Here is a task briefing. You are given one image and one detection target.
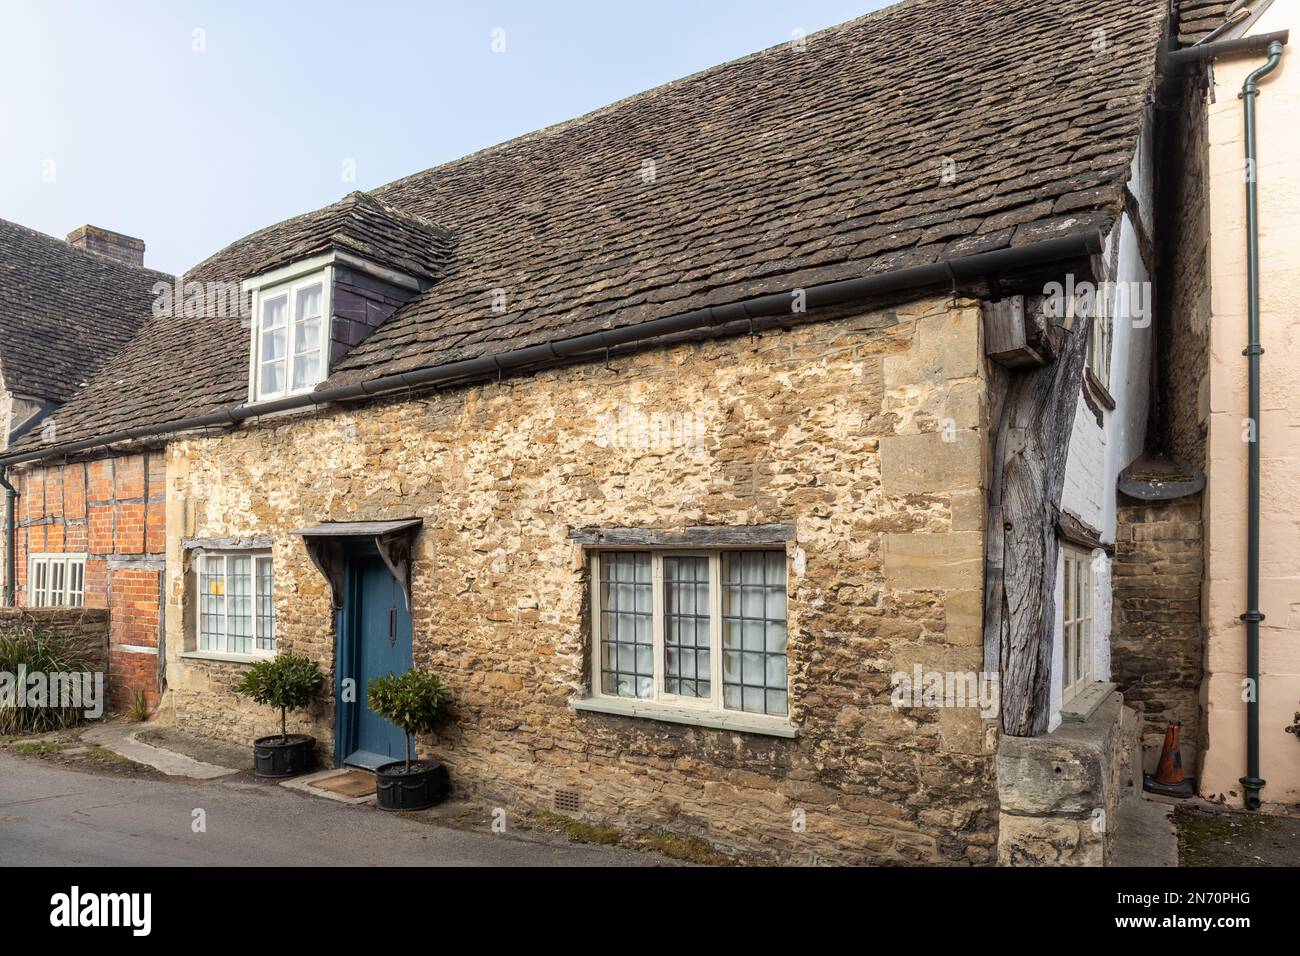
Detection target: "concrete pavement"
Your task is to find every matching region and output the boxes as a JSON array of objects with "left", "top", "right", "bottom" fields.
[
  {"left": 80, "top": 722, "right": 237, "bottom": 780},
  {"left": 0, "top": 752, "right": 664, "bottom": 867}
]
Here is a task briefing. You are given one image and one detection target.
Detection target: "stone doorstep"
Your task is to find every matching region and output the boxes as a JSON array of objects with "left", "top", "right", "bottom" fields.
[{"left": 281, "top": 768, "right": 377, "bottom": 807}]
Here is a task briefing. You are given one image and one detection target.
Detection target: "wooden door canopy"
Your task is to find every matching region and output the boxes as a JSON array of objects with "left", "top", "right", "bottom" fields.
[{"left": 290, "top": 518, "right": 422, "bottom": 611}]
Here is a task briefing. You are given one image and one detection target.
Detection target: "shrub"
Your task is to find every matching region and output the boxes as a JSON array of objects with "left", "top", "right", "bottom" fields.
[
  {"left": 367, "top": 668, "right": 449, "bottom": 771},
  {"left": 234, "top": 653, "right": 323, "bottom": 742},
  {"left": 0, "top": 625, "right": 98, "bottom": 735}
]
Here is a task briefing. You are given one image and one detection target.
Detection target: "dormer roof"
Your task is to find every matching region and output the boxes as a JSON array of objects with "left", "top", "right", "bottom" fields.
[{"left": 242, "top": 191, "right": 452, "bottom": 283}]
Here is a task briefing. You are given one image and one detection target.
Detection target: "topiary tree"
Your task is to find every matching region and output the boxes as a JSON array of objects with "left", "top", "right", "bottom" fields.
[
  {"left": 235, "top": 653, "right": 323, "bottom": 742},
  {"left": 367, "top": 668, "right": 449, "bottom": 772}
]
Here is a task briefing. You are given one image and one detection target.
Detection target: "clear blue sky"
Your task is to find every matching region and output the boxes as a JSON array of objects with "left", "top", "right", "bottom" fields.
[{"left": 0, "top": 0, "right": 890, "bottom": 275}]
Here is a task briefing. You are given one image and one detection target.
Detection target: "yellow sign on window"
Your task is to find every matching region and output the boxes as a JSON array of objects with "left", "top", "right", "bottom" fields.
[{"left": 208, "top": 580, "right": 225, "bottom": 596}]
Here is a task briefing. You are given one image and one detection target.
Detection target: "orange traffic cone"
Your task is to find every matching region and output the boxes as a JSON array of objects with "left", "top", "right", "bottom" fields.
[{"left": 1143, "top": 721, "right": 1194, "bottom": 798}]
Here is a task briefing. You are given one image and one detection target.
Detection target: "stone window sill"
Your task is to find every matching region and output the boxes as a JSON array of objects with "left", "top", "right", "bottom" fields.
[
  {"left": 180, "top": 650, "right": 266, "bottom": 666},
  {"left": 1061, "top": 681, "right": 1116, "bottom": 723},
  {"left": 571, "top": 695, "right": 798, "bottom": 738}
]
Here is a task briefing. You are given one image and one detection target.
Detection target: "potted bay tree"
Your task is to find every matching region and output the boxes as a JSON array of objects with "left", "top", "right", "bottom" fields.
[
  {"left": 367, "top": 668, "right": 450, "bottom": 811},
  {"left": 235, "top": 652, "right": 324, "bottom": 778}
]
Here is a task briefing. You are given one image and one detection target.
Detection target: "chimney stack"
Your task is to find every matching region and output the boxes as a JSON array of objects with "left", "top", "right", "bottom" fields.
[{"left": 66, "top": 225, "right": 146, "bottom": 268}]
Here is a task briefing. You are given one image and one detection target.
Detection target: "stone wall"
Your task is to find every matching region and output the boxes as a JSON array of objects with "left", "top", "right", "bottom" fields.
[
  {"left": 1157, "top": 75, "right": 1211, "bottom": 471},
  {"left": 1111, "top": 495, "right": 1204, "bottom": 773},
  {"left": 0, "top": 606, "right": 111, "bottom": 672},
  {"left": 12, "top": 452, "right": 165, "bottom": 709},
  {"left": 996, "top": 692, "right": 1136, "bottom": 866},
  {"left": 165, "top": 295, "right": 998, "bottom": 864}
]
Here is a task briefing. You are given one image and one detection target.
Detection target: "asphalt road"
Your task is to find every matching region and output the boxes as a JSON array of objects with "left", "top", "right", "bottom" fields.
[{"left": 0, "top": 752, "right": 658, "bottom": 867}]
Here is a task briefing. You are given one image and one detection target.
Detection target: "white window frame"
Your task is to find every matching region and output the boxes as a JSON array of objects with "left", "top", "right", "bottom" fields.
[
  {"left": 1061, "top": 545, "right": 1095, "bottom": 704},
  {"left": 195, "top": 551, "right": 276, "bottom": 658},
  {"left": 245, "top": 260, "right": 334, "bottom": 404},
  {"left": 586, "top": 548, "right": 791, "bottom": 730},
  {"left": 1085, "top": 281, "right": 1112, "bottom": 389},
  {"left": 28, "top": 553, "right": 86, "bottom": 607}
]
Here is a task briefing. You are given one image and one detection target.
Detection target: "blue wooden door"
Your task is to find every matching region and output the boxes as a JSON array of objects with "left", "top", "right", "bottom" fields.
[{"left": 341, "top": 555, "right": 412, "bottom": 768}]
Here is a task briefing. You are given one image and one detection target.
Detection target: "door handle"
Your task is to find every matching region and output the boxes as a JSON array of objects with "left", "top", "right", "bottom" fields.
[{"left": 388, "top": 606, "right": 397, "bottom": 646}]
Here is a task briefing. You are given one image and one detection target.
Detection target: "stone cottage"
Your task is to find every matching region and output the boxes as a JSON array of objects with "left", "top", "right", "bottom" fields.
[{"left": 3, "top": 0, "right": 1240, "bottom": 863}]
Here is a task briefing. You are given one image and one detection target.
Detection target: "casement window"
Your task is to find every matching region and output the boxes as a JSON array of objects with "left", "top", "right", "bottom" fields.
[
  {"left": 1061, "top": 545, "right": 1095, "bottom": 703},
  {"left": 590, "top": 549, "right": 789, "bottom": 719},
  {"left": 28, "top": 554, "right": 86, "bottom": 607},
  {"left": 1085, "top": 284, "right": 1112, "bottom": 388},
  {"left": 197, "top": 552, "right": 276, "bottom": 656},
  {"left": 250, "top": 272, "right": 330, "bottom": 402}
]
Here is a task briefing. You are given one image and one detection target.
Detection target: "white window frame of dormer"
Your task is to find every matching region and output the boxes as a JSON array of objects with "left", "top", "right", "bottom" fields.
[{"left": 244, "top": 257, "right": 335, "bottom": 404}]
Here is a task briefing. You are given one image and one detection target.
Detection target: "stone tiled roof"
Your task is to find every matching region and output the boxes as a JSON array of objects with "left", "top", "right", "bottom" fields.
[
  {"left": 1177, "top": 1, "right": 1235, "bottom": 45},
  {"left": 11, "top": 0, "right": 1172, "bottom": 456},
  {"left": 0, "top": 218, "right": 168, "bottom": 406}
]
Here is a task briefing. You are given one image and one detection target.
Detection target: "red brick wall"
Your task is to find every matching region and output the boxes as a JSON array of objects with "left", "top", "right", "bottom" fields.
[{"left": 9, "top": 451, "right": 166, "bottom": 710}]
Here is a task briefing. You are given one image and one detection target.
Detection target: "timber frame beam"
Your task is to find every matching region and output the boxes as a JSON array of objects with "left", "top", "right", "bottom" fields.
[{"left": 982, "top": 290, "right": 1095, "bottom": 737}]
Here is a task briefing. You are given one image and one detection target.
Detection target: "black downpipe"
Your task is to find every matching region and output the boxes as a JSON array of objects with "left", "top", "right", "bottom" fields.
[
  {"left": 0, "top": 466, "right": 15, "bottom": 607},
  {"left": 1239, "top": 39, "right": 1284, "bottom": 812}
]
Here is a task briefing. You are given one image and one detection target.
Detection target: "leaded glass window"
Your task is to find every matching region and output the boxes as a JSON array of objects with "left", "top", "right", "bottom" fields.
[
  {"left": 721, "top": 550, "right": 788, "bottom": 717},
  {"left": 197, "top": 551, "right": 275, "bottom": 656},
  {"left": 590, "top": 549, "right": 789, "bottom": 720},
  {"left": 663, "top": 555, "right": 711, "bottom": 699},
  {"left": 598, "top": 551, "right": 653, "bottom": 698}
]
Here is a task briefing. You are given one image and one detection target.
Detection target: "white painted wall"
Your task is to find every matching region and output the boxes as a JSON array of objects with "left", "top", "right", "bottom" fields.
[{"left": 1050, "top": 111, "right": 1155, "bottom": 727}]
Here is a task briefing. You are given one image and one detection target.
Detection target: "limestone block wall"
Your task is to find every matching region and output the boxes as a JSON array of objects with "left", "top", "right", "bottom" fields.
[
  {"left": 164, "top": 296, "right": 996, "bottom": 864},
  {"left": 1111, "top": 495, "right": 1205, "bottom": 771},
  {"left": 996, "top": 692, "right": 1135, "bottom": 866},
  {"left": 1199, "top": 4, "right": 1300, "bottom": 806}
]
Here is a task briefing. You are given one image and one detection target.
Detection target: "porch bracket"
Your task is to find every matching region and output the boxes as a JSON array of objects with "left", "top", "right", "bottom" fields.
[{"left": 291, "top": 518, "right": 423, "bottom": 611}]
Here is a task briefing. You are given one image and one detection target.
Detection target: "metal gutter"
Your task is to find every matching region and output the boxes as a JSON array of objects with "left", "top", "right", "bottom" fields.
[
  {"left": 1161, "top": 29, "right": 1289, "bottom": 67},
  {"left": 0, "top": 230, "right": 1104, "bottom": 470},
  {"left": 1238, "top": 38, "right": 1285, "bottom": 812}
]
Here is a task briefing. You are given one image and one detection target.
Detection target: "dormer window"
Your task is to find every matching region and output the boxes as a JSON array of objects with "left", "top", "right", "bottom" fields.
[
  {"left": 239, "top": 190, "right": 450, "bottom": 406},
  {"left": 250, "top": 269, "right": 331, "bottom": 402}
]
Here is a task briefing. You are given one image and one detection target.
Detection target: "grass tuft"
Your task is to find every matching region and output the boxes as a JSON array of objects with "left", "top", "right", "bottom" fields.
[
  {"left": 10, "top": 741, "right": 75, "bottom": 755},
  {"left": 643, "top": 830, "right": 734, "bottom": 866},
  {"left": 126, "top": 689, "right": 151, "bottom": 723},
  {"left": 541, "top": 811, "right": 623, "bottom": 845}
]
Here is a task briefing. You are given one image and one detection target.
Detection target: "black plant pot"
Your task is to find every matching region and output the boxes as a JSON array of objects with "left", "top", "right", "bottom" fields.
[
  {"left": 375, "top": 759, "right": 448, "bottom": 811},
  {"left": 252, "top": 734, "right": 316, "bottom": 779}
]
